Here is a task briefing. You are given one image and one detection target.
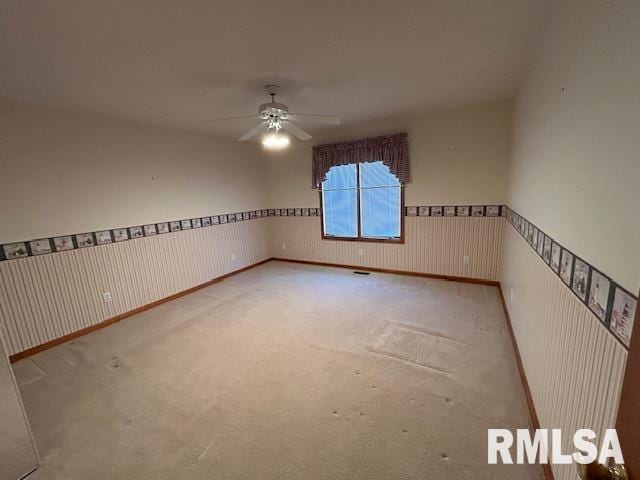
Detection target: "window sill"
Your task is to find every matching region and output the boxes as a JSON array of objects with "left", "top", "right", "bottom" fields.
[{"left": 321, "top": 235, "right": 404, "bottom": 245}]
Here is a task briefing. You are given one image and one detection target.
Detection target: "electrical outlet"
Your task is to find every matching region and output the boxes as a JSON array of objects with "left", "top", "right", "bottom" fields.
[
  {"left": 231, "top": 253, "right": 237, "bottom": 261},
  {"left": 358, "top": 248, "right": 364, "bottom": 256},
  {"left": 510, "top": 288, "right": 514, "bottom": 303},
  {"left": 102, "top": 292, "right": 112, "bottom": 303},
  {"left": 282, "top": 243, "right": 287, "bottom": 250},
  {"left": 463, "top": 255, "right": 470, "bottom": 265}
]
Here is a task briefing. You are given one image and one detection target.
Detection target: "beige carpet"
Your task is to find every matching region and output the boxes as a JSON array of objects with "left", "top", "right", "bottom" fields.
[{"left": 14, "top": 261, "right": 543, "bottom": 479}]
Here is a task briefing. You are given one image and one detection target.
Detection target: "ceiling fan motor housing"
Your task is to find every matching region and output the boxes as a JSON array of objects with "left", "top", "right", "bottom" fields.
[{"left": 258, "top": 102, "right": 289, "bottom": 120}]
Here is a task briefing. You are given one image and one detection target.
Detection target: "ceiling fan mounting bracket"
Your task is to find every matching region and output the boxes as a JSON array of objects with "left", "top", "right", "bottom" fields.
[
  {"left": 258, "top": 85, "right": 289, "bottom": 124},
  {"left": 264, "top": 84, "right": 280, "bottom": 96}
]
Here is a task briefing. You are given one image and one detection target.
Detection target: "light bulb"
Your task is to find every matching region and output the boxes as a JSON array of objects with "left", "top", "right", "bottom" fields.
[{"left": 262, "top": 132, "right": 290, "bottom": 150}]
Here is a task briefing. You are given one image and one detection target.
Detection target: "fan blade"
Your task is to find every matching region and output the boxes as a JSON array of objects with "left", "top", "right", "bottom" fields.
[
  {"left": 238, "top": 122, "right": 267, "bottom": 141},
  {"left": 287, "top": 113, "right": 340, "bottom": 125},
  {"left": 282, "top": 121, "right": 312, "bottom": 141},
  {"left": 206, "top": 115, "right": 259, "bottom": 122}
]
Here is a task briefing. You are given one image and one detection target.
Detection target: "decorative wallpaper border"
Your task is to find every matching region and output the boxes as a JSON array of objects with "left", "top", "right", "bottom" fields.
[
  {"left": 505, "top": 207, "right": 636, "bottom": 349},
  {"left": 0, "top": 205, "right": 505, "bottom": 264},
  {"left": 0, "top": 209, "right": 273, "bottom": 263},
  {"left": 272, "top": 208, "right": 321, "bottom": 217},
  {"left": 270, "top": 205, "right": 503, "bottom": 217},
  {"left": 405, "top": 205, "right": 503, "bottom": 217}
]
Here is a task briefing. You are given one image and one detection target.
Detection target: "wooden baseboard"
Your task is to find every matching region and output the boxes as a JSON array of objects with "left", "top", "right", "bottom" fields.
[
  {"left": 8, "top": 258, "right": 271, "bottom": 363},
  {"left": 8, "top": 255, "right": 552, "bottom": 480},
  {"left": 8, "top": 257, "right": 498, "bottom": 363},
  {"left": 271, "top": 257, "right": 500, "bottom": 287},
  {"left": 498, "top": 287, "right": 555, "bottom": 480}
]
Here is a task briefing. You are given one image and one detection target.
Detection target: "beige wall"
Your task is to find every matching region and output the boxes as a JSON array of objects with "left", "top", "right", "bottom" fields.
[
  {"left": 0, "top": 219, "right": 270, "bottom": 357},
  {"left": 266, "top": 100, "right": 512, "bottom": 208},
  {"left": 507, "top": 0, "right": 640, "bottom": 293},
  {"left": 263, "top": 100, "right": 511, "bottom": 284},
  {"left": 501, "top": 4, "right": 639, "bottom": 477},
  {"left": 0, "top": 100, "right": 510, "bottom": 359},
  {"left": 501, "top": 226, "right": 626, "bottom": 480},
  {"left": 0, "top": 102, "right": 273, "bottom": 360},
  {"left": 0, "top": 102, "right": 268, "bottom": 244}
]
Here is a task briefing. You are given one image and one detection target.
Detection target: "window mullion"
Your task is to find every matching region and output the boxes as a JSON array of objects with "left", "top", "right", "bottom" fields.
[{"left": 356, "top": 163, "right": 362, "bottom": 240}]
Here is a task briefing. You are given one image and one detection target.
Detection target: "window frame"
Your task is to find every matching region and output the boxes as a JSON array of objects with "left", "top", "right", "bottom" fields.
[{"left": 319, "top": 163, "right": 405, "bottom": 244}]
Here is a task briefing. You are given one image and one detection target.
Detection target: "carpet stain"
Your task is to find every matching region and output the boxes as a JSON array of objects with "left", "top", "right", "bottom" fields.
[
  {"left": 110, "top": 356, "right": 121, "bottom": 370},
  {"left": 475, "top": 315, "right": 504, "bottom": 335}
]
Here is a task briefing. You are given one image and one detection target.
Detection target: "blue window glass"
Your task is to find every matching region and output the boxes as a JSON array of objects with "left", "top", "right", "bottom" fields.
[
  {"left": 321, "top": 164, "right": 358, "bottom": 238},
  {"left": 359, "top": 162, "right": 401, "bottom": 238},
  {"left": 321, "top": 161, "right": 401, "bottom": 240}
]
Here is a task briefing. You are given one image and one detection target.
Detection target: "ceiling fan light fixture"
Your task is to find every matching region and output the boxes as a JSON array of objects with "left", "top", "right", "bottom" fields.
[
  {"left": 262, "top": 131, "right": 290, "bottom": 150},
  {"left": 210, "top": 85, "right": 339, "bottom": 143}
]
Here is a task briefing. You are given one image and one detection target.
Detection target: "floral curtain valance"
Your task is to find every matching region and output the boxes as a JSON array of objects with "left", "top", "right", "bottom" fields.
[{"left": 311, "top": 132, "right": 410, "bottom": 188}]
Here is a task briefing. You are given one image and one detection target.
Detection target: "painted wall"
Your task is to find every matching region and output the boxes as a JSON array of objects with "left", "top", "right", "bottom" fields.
[
  {"left": 507, "top": 0, "right": 640, "bottom": 293},
  {"left": 0, "top": 219, "right": 270, "bottom": 357},
  {"left": 266, "top": 99, "right": 512, "bottom": 208},
  {"left": 501, "top": 225, "right": 626, "bottom": 480},
  {"left": 0, "top": 101, "right": 273, "bottom": 358},
  {"left": 0, "top": 100, "right": 507, "bottom": 360},
  {"left": 0, "top": 102, "right": 268, "bottom": 244},
  {"left": 262, "top": 101, "right": 510, "bottom": 282},
  {"left": 502, "top": 3, "right": 640, "bottom": 477}
]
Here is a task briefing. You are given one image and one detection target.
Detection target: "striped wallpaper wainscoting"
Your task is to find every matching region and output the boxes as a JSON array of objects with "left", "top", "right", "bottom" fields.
[
  {"left": 1, "top": 204, "right": 633, "bottom": 473},
  {"left": 1, "top": 211, "right": 504, "bottom": 359},
  {"left": 501, "top": 225, "right": 628, "bottom": 480},
  {"left": 269, "top": 216, "right": 504, "bottom": 282},
  {"left": 0, "top": 219, "right": 270, "bottom": 357}
]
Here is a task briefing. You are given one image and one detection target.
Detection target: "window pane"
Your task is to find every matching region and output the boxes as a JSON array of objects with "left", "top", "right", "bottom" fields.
[
  {"left": 360, "top": 186, "right": 401, "bottom": 238},
  {"left": 322, "top": 163, "right": 357, "bottom": 191},
  {"left": 322, "top": 189, "right": 358, "bottom": 237},
  {"left": 322, "top": 164, "right": 357, "bottom": 237},
  {"left": 359, "top": 162, "right": 401, "bottom": 238},
  {"left": 359, "top": 161, "right": 400, "bottom": 188}
]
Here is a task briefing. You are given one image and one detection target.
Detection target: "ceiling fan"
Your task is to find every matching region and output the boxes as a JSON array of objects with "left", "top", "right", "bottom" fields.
[{"left": 208, "top": 85, "right": 340, "bottom": 148}]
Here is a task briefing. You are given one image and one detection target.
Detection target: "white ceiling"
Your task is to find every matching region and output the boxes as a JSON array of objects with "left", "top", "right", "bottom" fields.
[{"left": 0, "top": 0, "right": 550, "bottom": 138}]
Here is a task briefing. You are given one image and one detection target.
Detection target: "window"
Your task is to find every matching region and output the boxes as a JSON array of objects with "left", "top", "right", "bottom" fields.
[{"left": 321, "top": 161, "right": 402, "bottom": 241}]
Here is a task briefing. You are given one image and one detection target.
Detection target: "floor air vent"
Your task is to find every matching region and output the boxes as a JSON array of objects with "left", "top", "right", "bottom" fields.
[{"left": 353, "top": 271, "right": 371, "bottom": 275}]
